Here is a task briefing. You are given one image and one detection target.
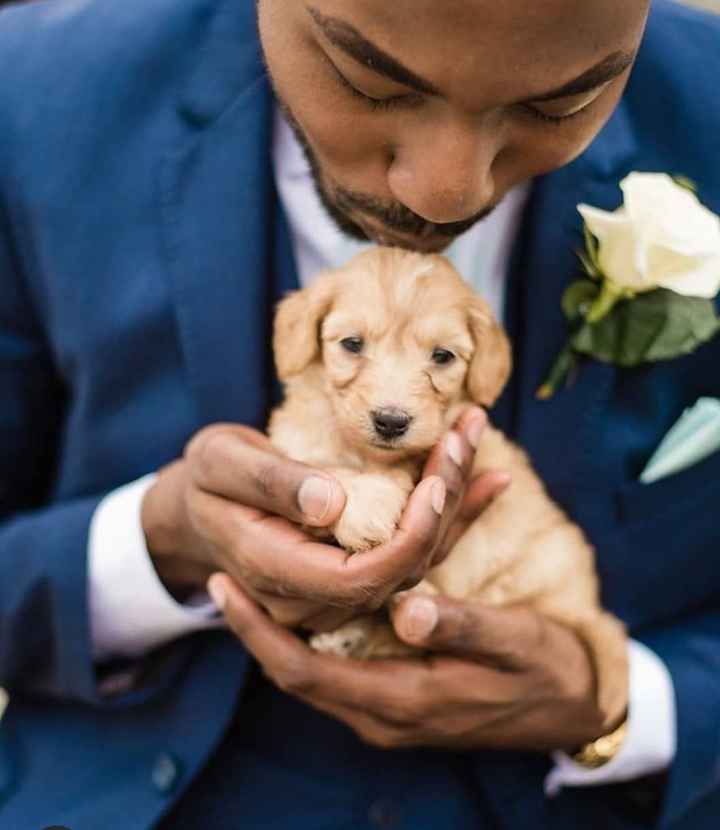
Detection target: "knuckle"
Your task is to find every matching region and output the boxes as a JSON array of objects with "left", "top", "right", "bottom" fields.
[
  {"left": 253, "top": 461, "right": 286, "bottom": 503},
  {"left": 396, "top": 564, "right": 429, "bottom": 592},
  {"left": 341, "top": 573, "right": 388, "bottom": 611},
  {"left": 358, "top": 585, "right": 389, "bottom": 612},
  {"left": 442, "top": 607, "right": 477, "bottom": 652},
  {"left": 442, "top": 463, "right": 465, "bottom": 499},
  {"left": 382, "top": 703, "right": 415, "bottom": 726},
  {"left": 184, "top": 485, "right": 212, "bottom": 536},
  {"left": 185, "top": 427, "right": 229, "bottom": 485}
]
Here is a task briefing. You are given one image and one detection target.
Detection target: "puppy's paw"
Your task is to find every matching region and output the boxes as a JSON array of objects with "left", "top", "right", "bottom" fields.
[
  {"left": 331, "top": 474, "right": 409, "bottom": 553},
  {"left": 310, "top": 620, "right": 372, "bottom": 657},
  {"left": 310, "top": 617, "right": 417, "bottom": 659}
]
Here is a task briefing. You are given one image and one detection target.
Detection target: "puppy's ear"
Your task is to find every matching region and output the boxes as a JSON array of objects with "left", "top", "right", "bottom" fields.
[
  {"left": 273, "top": 275, "right": 335, "bottom": 380},
  {"left": 466, "top": 298, "right": 512, "bottom": 407}
]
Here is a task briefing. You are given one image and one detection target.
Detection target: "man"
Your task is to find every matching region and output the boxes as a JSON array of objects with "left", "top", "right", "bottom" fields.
[{"left": 0, "top": 0, "right": 718, "bottom": 827}]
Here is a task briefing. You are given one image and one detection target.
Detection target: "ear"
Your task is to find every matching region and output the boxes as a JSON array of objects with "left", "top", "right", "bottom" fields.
[
  {"left": 466, "top": 298, "right": 512, "bottom": 407},
  {"left": 273, "top": 274, "right": 335, "bottom": 380}
]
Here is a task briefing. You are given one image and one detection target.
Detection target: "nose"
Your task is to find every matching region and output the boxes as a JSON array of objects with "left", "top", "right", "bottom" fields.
[
  {"left": 371, "top": 408, "right": 413, "bottom": 440},
  {"left": 387, "top": 115, "right": 499, "bottom": 225}
]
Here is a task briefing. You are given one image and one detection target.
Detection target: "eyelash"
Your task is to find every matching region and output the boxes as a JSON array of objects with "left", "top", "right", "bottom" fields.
[
  {"left": 329, "top": 59, "right": 594, "bottom": 124},
  {"left": 520, "top": 104, "right": 590, "bottom": 125},
  {"left": 329, "top": 60, "right": 421, "bottom": 112}
]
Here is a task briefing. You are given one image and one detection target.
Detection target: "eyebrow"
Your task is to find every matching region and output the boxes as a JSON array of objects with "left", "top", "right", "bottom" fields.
[
  {"left": 307, "top": 6, "right": 636, "bottom": 104},
  {"left": 307, "top": 6, "right": 440, "bottom": 96}
]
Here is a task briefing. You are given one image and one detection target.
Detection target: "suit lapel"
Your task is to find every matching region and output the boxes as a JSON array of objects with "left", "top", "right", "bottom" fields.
[
  {"left": 496, "top": 103, "right": 639, "bottom": 498},
  {"left": 159, "top": 75, "right": 277, "bottom": 429}
]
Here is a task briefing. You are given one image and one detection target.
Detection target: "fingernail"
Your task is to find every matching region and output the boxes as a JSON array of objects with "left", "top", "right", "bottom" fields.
[
  {"left": 431, "top": 478, "right": 446, "bottom": 515},
  {"left": 207, "top": 575, "right": 227, "bottom": 611},
  {"left": 298, "top": 477, "right": 332, "bottom": 521},
  {"left": 401, "top": 597, "right": 438, "bottom": 643},
  {"left": 467, "top": 413, "right": 486, "bottom": 451},
  {"left": 445, "top": 432, "right": 463, "bottom": 467}
]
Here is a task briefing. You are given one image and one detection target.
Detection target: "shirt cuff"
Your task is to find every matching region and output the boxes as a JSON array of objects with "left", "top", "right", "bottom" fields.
[
  {"left": 87, "top": 473, "right": 226, "bottom": 662},
  {"left": 545, "top": 639, "right": 677, "bottom": 796}
]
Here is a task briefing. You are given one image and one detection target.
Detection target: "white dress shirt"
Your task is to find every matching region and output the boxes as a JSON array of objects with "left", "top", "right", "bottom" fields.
[{"left": 87, "top": 107, "right": 676, "bottom": 793}]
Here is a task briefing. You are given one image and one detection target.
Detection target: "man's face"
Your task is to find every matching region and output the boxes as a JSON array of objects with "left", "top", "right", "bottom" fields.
[{"left": 258, "top": 0, "right": 649, "bottom": 253}]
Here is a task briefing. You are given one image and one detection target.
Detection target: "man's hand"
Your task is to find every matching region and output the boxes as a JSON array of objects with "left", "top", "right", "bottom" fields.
[
  {"left": 207, "top": 579, "right": 622, "bottom": 753},
  {"left": 140, "top": 408, "right": 503, "bottom": 629}
]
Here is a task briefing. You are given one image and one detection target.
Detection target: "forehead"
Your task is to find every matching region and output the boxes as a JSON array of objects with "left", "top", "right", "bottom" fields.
[
  {"left": 304, "top": 0, "right": 647, "bottom": 106},
  {"left": 325, "top": 257, "right": 472, "bottom": 342}
]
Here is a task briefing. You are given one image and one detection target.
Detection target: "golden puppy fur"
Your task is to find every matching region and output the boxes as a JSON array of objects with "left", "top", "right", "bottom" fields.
[{"left": 269, "top": 247, "right": 627, "bottom": 729}]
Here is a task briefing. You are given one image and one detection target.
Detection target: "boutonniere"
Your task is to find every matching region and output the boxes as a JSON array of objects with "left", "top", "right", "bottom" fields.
[{"left": 537, "top": 172, "right": 720, "bottom": 399}]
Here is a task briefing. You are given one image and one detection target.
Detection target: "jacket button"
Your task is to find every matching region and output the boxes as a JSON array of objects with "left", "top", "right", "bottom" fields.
[
  {"left": 368, "top": 799, "right": 402, "bottom": 827},
  {"left": 151, "top": 752, "right": 182, "bottom": 795}
]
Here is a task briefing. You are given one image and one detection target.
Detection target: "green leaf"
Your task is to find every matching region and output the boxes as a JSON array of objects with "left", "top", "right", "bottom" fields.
[
  {"left": 571, "top": 289, "right": 720, "bottom": 367},
  {"left": 577, "top": 251, "right": 601, "bottom": 280},
  {"left": 672, "top": 175, "right": 698, "bottom": 194},
  {"left": 561, "top": 280, "right": 599, "bottom": 321},
  {"left": 583, "top": 222, "right": 598, "bottom": 260}
]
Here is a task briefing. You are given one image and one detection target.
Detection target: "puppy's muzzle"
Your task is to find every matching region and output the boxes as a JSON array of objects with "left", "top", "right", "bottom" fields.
[{"left": 371, "top": 408, "right": 413, "bottom": 441}]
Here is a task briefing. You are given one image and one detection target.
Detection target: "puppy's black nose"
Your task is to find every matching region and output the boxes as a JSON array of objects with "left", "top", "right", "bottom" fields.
[{"left": 371, "top": 408, "right": 412, "bottom": 440}]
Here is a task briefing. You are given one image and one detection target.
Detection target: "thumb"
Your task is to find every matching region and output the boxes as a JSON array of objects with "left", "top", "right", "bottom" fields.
[{"left": 390, "top": 594, "right": 543, "bottom": 668}]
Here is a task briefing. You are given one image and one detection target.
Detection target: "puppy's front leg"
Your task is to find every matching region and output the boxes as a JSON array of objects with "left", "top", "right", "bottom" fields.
[{"left": 327, "top": 468, "right": 414, "bottom": 554}]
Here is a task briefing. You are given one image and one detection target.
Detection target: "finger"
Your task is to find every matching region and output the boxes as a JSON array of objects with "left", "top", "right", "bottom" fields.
[
  {"left": 299, "top": 607, "right": 358, "bottom": 633},
  {"left": 295, "top": 693, "right": 410, "bottom": 749},
  {"left": 343, "top": 475, "right": 447, "bottom": 597},
  {"left": 244, "top": 586, "right": 326, "bottom": 628},
  {"left": 209, "top": 573, "right": 432, "bottom": 713},
  {"left": 452, "top": 406, "right": 487, "bottom": 451},
  {"left": 422, "top": 430, "right": 474, "bottom": 508},
  {"left": 421, "top": 412, "right": 483, "bottom": 542},
  {"left": 185, "top": 424, "right": 346, "bottom": 527},
  {"left": 246, "top": 587, "right": 357, "bottom": 632},
  {"left": 192, "top": 480, "right": 442, "bottom": 608},
  {"left": 390, "top": 595, "right": 546, "bottom": 669}
]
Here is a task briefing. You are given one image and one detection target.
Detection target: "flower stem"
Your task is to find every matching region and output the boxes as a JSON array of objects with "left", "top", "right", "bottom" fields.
[
  {"left": 536, "top": 342, "right": 575, "bottom": 400},
  {"left": 585, "top": 280, "right": 624, "bottom": 324}
]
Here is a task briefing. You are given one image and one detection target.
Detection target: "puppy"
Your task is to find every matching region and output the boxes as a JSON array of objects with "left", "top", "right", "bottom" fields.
[{"left": 269, "top": 247, "right": 627, "bottom": 729}]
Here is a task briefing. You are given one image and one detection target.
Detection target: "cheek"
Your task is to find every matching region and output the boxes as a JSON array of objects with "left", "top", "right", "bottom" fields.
[
  {"left": 259, "top": 10, "right": 389, "bottom": 185},
  {"left": 427, "top": 365, "right": 467, "bottom": 402},
  {"left": 495, "top": 81, "right": 628, "bottom": 188},
  {"left": 323, "top": 351, "right": 363, "bottom": 389}
]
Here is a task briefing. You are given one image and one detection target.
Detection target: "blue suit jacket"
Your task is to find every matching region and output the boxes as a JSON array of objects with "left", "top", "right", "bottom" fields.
[{"left": 0, "top": 1, "right": 719, "bottom": 827}]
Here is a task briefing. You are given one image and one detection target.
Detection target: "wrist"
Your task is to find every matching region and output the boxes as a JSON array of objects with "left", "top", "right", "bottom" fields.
[
  {"left": 141, "top": 462, "right": 184, "bottom": 556},
  {"left": 549, "top": 619, "right": 626, "bottom": 751},
  {"left": 141, "top": 462, "right": 205, "bottom": 597}
]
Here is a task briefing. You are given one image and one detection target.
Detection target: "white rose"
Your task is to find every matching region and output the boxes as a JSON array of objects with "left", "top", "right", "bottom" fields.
[{"left": 578, "top": 172, "right": 720, "bottom": 298}]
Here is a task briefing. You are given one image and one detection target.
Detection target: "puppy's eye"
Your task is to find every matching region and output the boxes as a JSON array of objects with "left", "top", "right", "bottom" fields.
[
  {"left": 340, "top": 336, "right": 364, "bottom": 354},
  {"left": 432, "top": 348, "right": 455, "bottom": 365}
]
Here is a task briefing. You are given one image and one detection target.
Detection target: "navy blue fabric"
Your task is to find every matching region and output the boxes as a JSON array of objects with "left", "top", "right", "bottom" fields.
[{"left": 0, "top": 0, "right": 718, "bottom": 827}]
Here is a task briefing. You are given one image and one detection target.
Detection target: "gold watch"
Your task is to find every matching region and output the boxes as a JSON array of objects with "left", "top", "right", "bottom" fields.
[{"left": 572, "top": 719, "right": 628, "bottom": 769}]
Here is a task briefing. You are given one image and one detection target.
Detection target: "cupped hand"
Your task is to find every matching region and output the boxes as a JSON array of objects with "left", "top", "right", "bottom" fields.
[
  {"left": 207, "top": 580, "right": 624, "bottom": 753},
  {"left": 141, "top": 408, "right": 503, "bottom": 629}
]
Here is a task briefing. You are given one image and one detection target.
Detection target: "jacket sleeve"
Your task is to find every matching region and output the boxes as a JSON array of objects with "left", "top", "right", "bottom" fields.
[
  {"left": 637, "top": 609, "right": 720, "bottom": 828},
  {"left": 0, "top": 192, "right": 192, "bottom": 708}
]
